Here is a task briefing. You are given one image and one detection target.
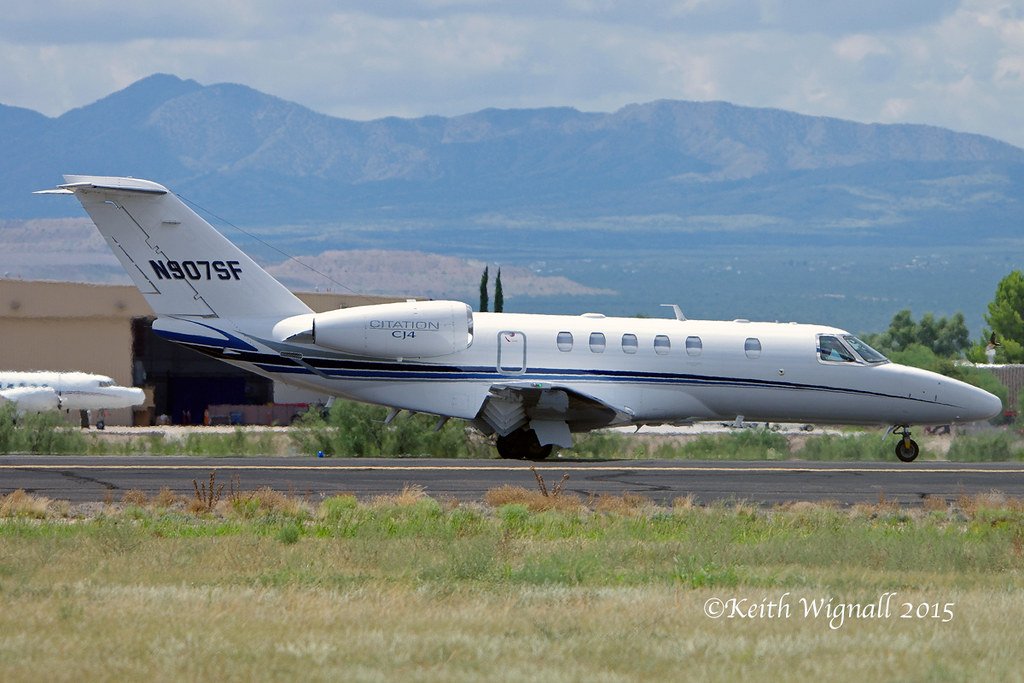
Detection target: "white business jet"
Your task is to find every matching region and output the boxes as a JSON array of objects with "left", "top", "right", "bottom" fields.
[
  {"left": 0, "top": 371, "right": 145, "bottom": 425},
  {"left": 39, "top": 176, "right": 1001, "bottom": 461}
]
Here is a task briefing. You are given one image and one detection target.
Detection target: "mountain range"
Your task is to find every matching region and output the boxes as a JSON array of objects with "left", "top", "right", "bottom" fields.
[
  {"left": 3, "top": 74, "right": 1024, "bottom": 332},
  {"left": 4, "top": 73, "right": 1023, "bottom": 243}
]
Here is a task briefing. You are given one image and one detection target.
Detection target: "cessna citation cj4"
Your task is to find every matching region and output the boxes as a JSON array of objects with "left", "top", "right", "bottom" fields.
[
  {"left": 40, "top": 175, "right": 1002, "bottom": 461},
  {"left": 0, "top": 371, "right": 144, "bottom": 419}
]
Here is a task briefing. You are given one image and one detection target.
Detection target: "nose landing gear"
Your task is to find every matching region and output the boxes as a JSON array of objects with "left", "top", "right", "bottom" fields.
[{"left": 892, "top": 425, "right": 920, "bottom": 462}]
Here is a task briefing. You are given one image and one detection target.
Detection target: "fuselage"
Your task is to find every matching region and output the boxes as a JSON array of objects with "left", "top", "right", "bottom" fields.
[{"left": 158, "top": 312, "right": 1003, "bottom": 430}]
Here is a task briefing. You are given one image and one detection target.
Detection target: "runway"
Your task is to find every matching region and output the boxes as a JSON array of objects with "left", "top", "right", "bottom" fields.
[{"left": 3, "top": 456, "right": 1024, "bottom": 505}]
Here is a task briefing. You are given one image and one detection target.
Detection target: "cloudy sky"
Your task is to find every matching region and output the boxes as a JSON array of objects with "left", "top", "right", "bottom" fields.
[{"left": 3, "top": 1, "right": 1024, "bottom": 145}]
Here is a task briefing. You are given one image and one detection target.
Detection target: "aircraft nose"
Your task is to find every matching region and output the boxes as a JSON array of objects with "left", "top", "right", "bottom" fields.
[
  {"left": 956, "top": 384, "right": 1003, "bottom": 422},
  {"left": 118, "top": 387, "right": 146, "bottom": 406}
]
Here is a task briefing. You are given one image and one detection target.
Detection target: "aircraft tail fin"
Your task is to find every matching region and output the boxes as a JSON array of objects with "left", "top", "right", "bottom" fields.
[{"left": 40, "top": 176, "right": 312, "bottom": 320}]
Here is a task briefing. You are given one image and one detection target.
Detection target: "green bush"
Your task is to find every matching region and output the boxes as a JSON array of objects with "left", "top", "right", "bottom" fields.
[
  {"left": 946, "top": 431, "right": 1024, "bottom": 462},
  {"left": 0, "top": 404, "right": 17, "bottom": 452},
  {"left": 797, "top": 434, "right": 888, "bottom": 461},
  {"left": 0, "top": 406, "right": 89, "bottom": 454},
  {"left": 276, "top": 522, "right": 302, "bottom": 544},
  {"left": 573, "top": 431, "right": 646, "bottom": 459},
  {"left": 289, "top": 400, "right": 486, "bottom": 457},
  {"left": 320, "top": 495, "right": 359, "bottom": 523},
  {"left": 660, "top": 429, "right": 790, "bottom": 460}
]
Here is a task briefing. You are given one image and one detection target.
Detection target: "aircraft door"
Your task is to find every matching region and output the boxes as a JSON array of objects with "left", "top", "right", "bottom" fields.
[{"left": 497, "top": 331, "right": 526, "bottom": 374}]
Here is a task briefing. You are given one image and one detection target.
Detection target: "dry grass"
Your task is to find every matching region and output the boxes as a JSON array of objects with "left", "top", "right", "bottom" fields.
[
  {"left": 224, "top": 486, "right": 312, "bottom": 517},
  {"left": 777, "top": 500, "right": 839, "bottom": 513},
  {"left": 955, "top": 491, "right": 1024, "bottom": 516},
  {"left": 189, "top": 470, "right": 225, "bottom": 513},
  {"left": 482, "top": 484, "right": 584, "bottom": 512},
  {"left": 369, "top": 484, "right": 430, "bottom": 508},
  {"left": 594, "top": 492, "right": 653, "bottom": 515},
  {"left": 152, "top": 487, "right": 184, "bottom": 508},
  {"left": 483, "top": 484, "right": 534, "bottom": 507},
  {"left": 922, "top": 495, "right": 950, "bottom": 512},
  {"left": 0, "top": 489, "right": 51, "bottom": 518},
  {"left": 121, "top": 489, "right": 148, "bottom": 506},
  {"left": 672, "top": 494, "right": 698, "bottom": 510}
]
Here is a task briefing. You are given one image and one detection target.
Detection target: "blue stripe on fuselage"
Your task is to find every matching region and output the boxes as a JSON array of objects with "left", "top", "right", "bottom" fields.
[{"left": 170, "top": 336, "right": 953, "bottom": 407}]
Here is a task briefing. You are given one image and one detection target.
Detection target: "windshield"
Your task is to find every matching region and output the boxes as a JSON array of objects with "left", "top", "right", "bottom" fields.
[
  {"left": 843, "top": 335, "right": 889, "bottom": 364},
  {"left": 818, "top": 335, "right": 857, "bottom": 362}
]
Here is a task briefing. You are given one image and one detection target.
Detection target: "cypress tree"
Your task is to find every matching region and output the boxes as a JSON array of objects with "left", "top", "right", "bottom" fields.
[
  {"left": 479, "top": 266, "right": 489, "bottom": 312},
  {"left": 494, "top": 268, "right": 504, "bottom": 313}
]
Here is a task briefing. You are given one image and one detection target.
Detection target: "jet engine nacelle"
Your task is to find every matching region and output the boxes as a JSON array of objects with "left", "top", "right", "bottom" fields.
[
  {"left": 0, "top": 386, "right": 61, "bottom": 413},
  {"left": 274, "top": 300, "right": 474, "bottom": 359}
]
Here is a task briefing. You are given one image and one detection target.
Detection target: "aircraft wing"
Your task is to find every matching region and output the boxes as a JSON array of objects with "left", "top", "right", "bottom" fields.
[
  {"left": 481, "top": 381, "right": 634, "bottom": 447},
  {"left": 0, "top": 386, "right": 61, "bottom": 412}
]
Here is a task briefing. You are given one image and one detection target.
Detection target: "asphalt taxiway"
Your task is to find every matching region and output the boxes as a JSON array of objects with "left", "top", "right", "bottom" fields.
[{"left": 3, "top": 456, "right": 1024, "bottom": 505}]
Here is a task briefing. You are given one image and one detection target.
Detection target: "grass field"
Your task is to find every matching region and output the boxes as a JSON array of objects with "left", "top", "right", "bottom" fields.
[{"left": 2, "top": 486, "right": 1023, "bottom": 681}]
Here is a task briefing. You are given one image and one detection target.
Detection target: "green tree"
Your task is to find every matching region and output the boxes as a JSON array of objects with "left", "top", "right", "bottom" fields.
[
  {"left": 982, "top": 270, "right": 1024, "bottom": 362},
  {"left": 917, "top": 312, "right": 939, "bottom": 351},
  {"left": 888, "top": 309, "right": 918, "bottom": 351},
  {"left": 494, "top": 268, "right": 504, "bottom": 313},
  {"left": 479, "top": 266, "right": 489, "bottom": 313},
  {"left": 934, "top": 312, "right": 970, "bottom": 357},
  {"left": 865, "top": 309, "right": 970, "bottom": 357}
]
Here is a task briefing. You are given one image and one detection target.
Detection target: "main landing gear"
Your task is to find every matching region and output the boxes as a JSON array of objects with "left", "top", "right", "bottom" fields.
[
  {"left": 496, "top": 427, "right": 554, "bottom": 461},
  {"left": 892, "top": 425, "right": 920, "bottom": 463}
]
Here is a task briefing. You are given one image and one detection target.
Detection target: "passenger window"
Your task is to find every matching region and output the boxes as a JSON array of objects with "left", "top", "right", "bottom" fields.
[
  {"left": 654, "top": 335, "right": 671, "bottom": 355},
  {"left": 622, "top": 334, "right": 638, "bottom": 354},
  {"left": 557, "top": 331, "right": 573, "bottom": 352},
  {"left": 818, "top": 335, "right": 856, "bottom": 363},
  {"left": 685, "top": 336, "right": 702, "bottom": 356},
  {"left": 744, "top": 338, "right": 762, "bottom": 359},
  {"left": 590, "top": 332, "right": 606, "bottom": 353}
]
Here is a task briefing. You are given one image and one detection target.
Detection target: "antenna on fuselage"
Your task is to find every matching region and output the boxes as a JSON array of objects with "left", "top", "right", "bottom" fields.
[{"left": 660, "top": 304, "right": 686, "bottom": 321}]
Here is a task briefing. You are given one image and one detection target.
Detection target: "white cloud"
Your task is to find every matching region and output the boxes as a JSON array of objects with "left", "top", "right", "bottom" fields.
[
  {"left": 880, "top": 98, "right": 913, "bottom": 121},
  {"left": 832, "top": 35, "right": 889, "bottom": 62}
]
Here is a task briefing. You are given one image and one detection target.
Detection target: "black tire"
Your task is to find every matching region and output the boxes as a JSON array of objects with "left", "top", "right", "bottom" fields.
[
  {"left": 495, "top": 434, "right": 520, "bottom": 459},
  {"left": 496, "top": 428, "right": 554, "bottom": 460},
  {"left": 895, "top": 438, "right": 919, "bottom": 462}
]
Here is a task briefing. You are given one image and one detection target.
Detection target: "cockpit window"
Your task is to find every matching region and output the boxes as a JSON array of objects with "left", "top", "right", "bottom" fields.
[
  {"left": 843, "top": 335, "right": 889, "bottom": 364},
  {"left": 817, "top": 335, "right": 857, "bottom": 363},
  {"left": 98, "top": 380, "right": 114, "bottom": 387}
]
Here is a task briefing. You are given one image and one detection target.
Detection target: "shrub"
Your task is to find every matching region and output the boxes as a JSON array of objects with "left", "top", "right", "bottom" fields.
[
  {"left": 0, "top": 489, "right": 52, "bottom": 518},
  {"left": 573, "top": 431, "right": 647, "bottom": 459},
  {"left": 276, "top": 522, "right": 302, "bottom": 545},
  {"left": 320, "top": 494, "right": 358, "bottom": 523},
  {"left": 0, "top": 408, "right": 89, "bottom": 454},
  {"left": 290, "top": 400, "right": 485, "bottom": 457},
  {"left": 797, "top": 434, "right": 888, "bottom": 461},
  {"left": 947, "top": 431, "right": 1024, "bottom": 462},
  {"left": 121, "top": 489, "right": 149, "bottom": 506},
  {"left": 670, "top": 429, "right": 790, "bottom": 460},
  {"left": 0, "top": 404, "right": 17, "bottom": 452},
  {"left": 152, "top": 487, "right": 184, "bottom": 508}
]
